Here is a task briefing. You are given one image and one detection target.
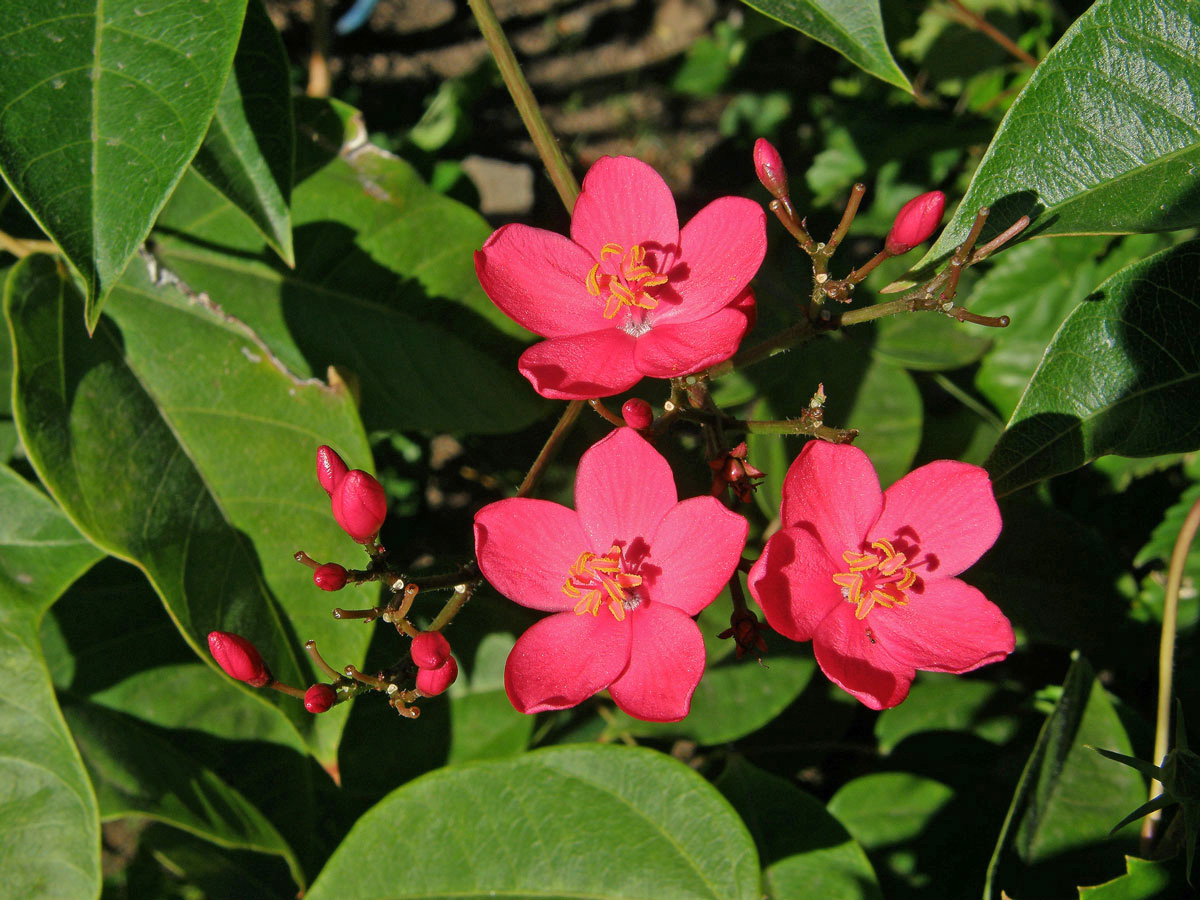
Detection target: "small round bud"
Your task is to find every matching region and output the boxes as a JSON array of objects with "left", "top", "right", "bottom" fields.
[
  {"left": 411, "top": 631, "right": 452, "bottom": 670},
  {"left": 415, "top": 656, "right": 458, "bottom": 696},
  {"left": 304, "top": 683, "right": 337, "bottom": 714},
  {"left": 621, "top": 398, "right": 653, "bottom": 430},
  {"left": 753, "top": 138, "right": 789, "bottom": 200},
  {"left": 313, "top": 563, "right": 348, "bottom": 591},
  {"left": 331, "top": 469, "right": 387, "bottom": 542},
  {"left": 207, "top": 631, "right": 272, "bottom": 687},
  {"left": 316, "top": 445, "right": 349, "bottom": 497},
  {"left": 885, "top": 191, "right": 946, "bottom": 255}
]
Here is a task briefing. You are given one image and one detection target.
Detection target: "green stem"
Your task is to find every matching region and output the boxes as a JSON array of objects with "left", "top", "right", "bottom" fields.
[
  {"left": 467, "top": 0, "right": 580, "bottom": 210},
  {"left": 1144, "top": 493, "right": 1200, "bottom": 846}
]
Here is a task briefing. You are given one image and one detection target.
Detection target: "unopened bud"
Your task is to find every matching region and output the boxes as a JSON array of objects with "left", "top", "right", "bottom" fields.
[
  {"left": 207, "top": 631, "right": 272, "bottom": 687},
  {"left": 313, "top": 563, "right": 348, "bottom": 591},
  {"left": 885, "top": 191, "right": 945, "bottom": 255},
  {"left": 753, "top": 138, "right": 789, "bottom": 201},
  {"left": 304, "top": 683, "right": 337, "bottom": 714},
  {"left": 331, "top": 470, "right": 387, "bottom": 542},
  {"left": 316, "top": 445, "right": 349, "bottom": 497},
  {"left": 411, "top": 631, "right": 452, "bottom": 670},
  {"left": 415, "top": 656, "right": 458, "bottom": 696},
  {"left": 621, "top": 398, "right": 653, "bottom": 430}
]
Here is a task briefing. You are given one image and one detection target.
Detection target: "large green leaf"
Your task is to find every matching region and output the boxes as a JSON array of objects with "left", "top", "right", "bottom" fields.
[
  {"left": 715, "top": 756, "right": 881, "bottom": 900},
  {"left": 152, "top": 98, "right": 546, "bottom": 435},
  {"left": 922, "top": 0, "right": 1200, "bottom": 266},
  {"left": 62, "top": 699, "right": 303, "bottom": 890},
  {"left": 191, "top": 0, "right": 293, "bottom": 265},
  {"left": 1078, "top": 855, "right": 1190, "bottom": 899},
  {"left": 986, "top": 241, "right": 1200, "bottom": 494},
  {"left": 736, "top": 0, "right": 910, "bottom": 91},
  {"left": 970, "top": 235, "right": 1167, "bottom": 419},
  {"left": 6, "top": 254, "right": 373, "bottom": 765},
  {"left": 0, "top": 0, "right": 248, "bottom": 331},
  {"left": 985, "top": 655, "right": 1144, "bottom": 900},
  {"left": 308, "top": 745, "right": 762, "bottom": 900},
  {"left": 0, "top": 464, "right": 105, "bottom": 900}
]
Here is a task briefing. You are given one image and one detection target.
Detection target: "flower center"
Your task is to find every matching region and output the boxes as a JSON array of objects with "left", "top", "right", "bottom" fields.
[
  {"left": 562, "top": 543, "right": 643, "bottom": 622},
  {"left": 831, "top": 538, "right": 916, "bottom": 620},
  {"left": 586, "top": 243, "right": 669, "bottom": 320}
]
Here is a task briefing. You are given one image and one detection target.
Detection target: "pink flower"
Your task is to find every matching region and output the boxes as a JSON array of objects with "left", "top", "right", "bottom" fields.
[
  {"left": 474, "top": 428, "right": 748, "bottom": 721},
  {"left": 474, "top": 156, "right": 767, "bottom": 399},
  {"left": 748, "top": 441, "right": 1013, "bottom": 710}
]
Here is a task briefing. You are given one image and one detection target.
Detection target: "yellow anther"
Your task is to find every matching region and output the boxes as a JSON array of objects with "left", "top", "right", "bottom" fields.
[
  {"left": 897, "top": 569, "right": 916, "bottom": 590},
  {"left": 871, "top": 538, "right": 896, "bottom": 558},
  {"left": 601, "top": 243, "right": 624, "bottom": 260},
  {"left": 642, "top": 274, "right": 669, "bottom": 288},
  {"left": 586, "top": 263, "right": 602, "bottom": 296}
]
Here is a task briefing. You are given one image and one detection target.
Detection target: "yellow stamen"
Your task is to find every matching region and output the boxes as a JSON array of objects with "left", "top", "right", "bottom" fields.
[{"left": 563, "top": 547, "right": 641, "bottom": 621}]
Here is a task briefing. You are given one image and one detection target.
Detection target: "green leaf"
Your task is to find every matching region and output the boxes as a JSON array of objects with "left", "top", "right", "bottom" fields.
[
  {"left": 870, "top": 312, "right": 991, "bottom": 372},
  {"left": 192, "top": 0, "right": 294, "bottom": 266},
  {"left": 970, "top": 236, "right": 1166, "bottom": 419},
  {"left": 63, "top": 699, "right": 303, "bottom": 889},
  {"left": 0, "top": 464, "right": 105, "bottom": 900},
  {"left": 874, "top": 673, "right": 1019, "bottom": 754},
  {"left": 1079, "top": 855, "right": 1190, "bottom": 899},
  {"left": 715, "top": 756, "right": 881, "bottom": 900},
  {"left": 602, "top": 648, "right": 816, "bottom": 745},
  {"left": 0, "top": 0, "right": 249, "bottom": 331},
  {"left": 985, "top": 241, "right": 1200, "bottom": 495},
  {"left": 828, "top": 773, "right": 956, "bottom": 850},
  {"left": 153, "top": 98, "right": 546, "bottom": 435},
  {"left": 736, "top": 0, "right": 911, "bottom": 92},
  {"left": 985, "top": 655, "right": 1145, "bottom": 900},
  {"left": 921, "top": 0, "right": 1200, "bottom": 268},
  {"left": 308, "top": 745, "right": 762, "bottom": 900},
  {"left": 6, "top": 254, "right": 372, "bottom": 765}
]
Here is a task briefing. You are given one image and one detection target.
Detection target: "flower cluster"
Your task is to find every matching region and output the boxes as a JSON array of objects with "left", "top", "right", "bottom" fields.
[{"left": 411, "top": 632, "right": 459, "bottom": 696}]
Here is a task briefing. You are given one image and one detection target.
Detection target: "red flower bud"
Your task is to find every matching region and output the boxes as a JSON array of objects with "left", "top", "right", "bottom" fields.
[
  {"left": 207, "top": 631, "right": 272, "bottom": 687},
  {"left": 331, "top": 470, "right": 387, "bottom": 542},
  {"left": 411, "top": 631, "right": 452, "bottom": 670},
  {"left": 885, "top": 191, "right": 945, "bottom": 255},
  {"left": 304, "top": 683, "right": 337, "bottom": 714},
  {"left": 313, "top": 562, "right": 348, "bottom": 591},
  {"left": 621, "top": 398, "right": 653, "bottom": 430},
  {"left": 753, "top": 138, "right": 789, "bottom": 201},
  {"left": 415, "top": 656, "right": 458, "bottom": 696},
  {"left": 316, "top": 445, "right": 349, "bottom": 497}
]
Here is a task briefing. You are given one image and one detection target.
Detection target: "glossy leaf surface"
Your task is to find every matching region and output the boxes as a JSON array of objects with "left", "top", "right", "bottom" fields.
[
  {"left": 0, "top": 464, "right": 104, "bottom": 900},
  {"left": 308, "top": 745, "right": 761, "bottom": 900},
  {"left": 0, "top": 0, "right": 248, "bottom": 329},
  {"left": 7, "top": 255, "right": 372, "bottom": 764},
  {"left": 986, "top": 241, "right": 1200, "bottom": 494}
]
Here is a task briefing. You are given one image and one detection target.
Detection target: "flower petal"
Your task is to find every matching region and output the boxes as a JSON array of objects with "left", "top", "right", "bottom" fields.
[
  {"left": 634, "top": 292, "right": 754, "bottom": 378},
  {"left": 869, "top": 578, "right": 1014, "bottom": 674},
  {"left": 570, "top": 157, "right": 679, "bottom": 260},
  {"left": 474, "top": 499, "right": 587, "bottom": 612},
  {"left": 645, "top": 496, "right": 748, "bottom": 615},
  {"left": 474, "top": 224, "right": 609, "bottom": 337},
  {"left": 653, "top": 197, "right": 766, "bottom": 325},
  {"left": 575, "top": 427, "right": 677, "bottom": 552},
  {"left": 518, "top": 330, "right": 641, "bottom": 400},
  {"left": 814, "top": 604, "right": 913, "bottom": 710},
  {"left": 504, "top": 611, "right": 631, "bottom": 714},
  {"left": 780, "top": 441, "right": 883, "bottom": 555},
  {"left": 869, "top": 460, "right": 1002, "bottom": 579},
  {"left": 748, "top": 526, "right": 843, "bottom": 641},
  {"left": 608, "top": 603, "right": 706, "bottom": 722}
]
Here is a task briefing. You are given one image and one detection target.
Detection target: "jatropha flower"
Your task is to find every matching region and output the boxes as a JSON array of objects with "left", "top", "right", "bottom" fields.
[
  {"left": 748, "top": 441, "right": 1013, "bottom": 710},
  {"left": 474, "top": 156, "right": 767, "bottom": 399},
  {"left": 474, "top": 427, "right": 748, "bottom": 721}
]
